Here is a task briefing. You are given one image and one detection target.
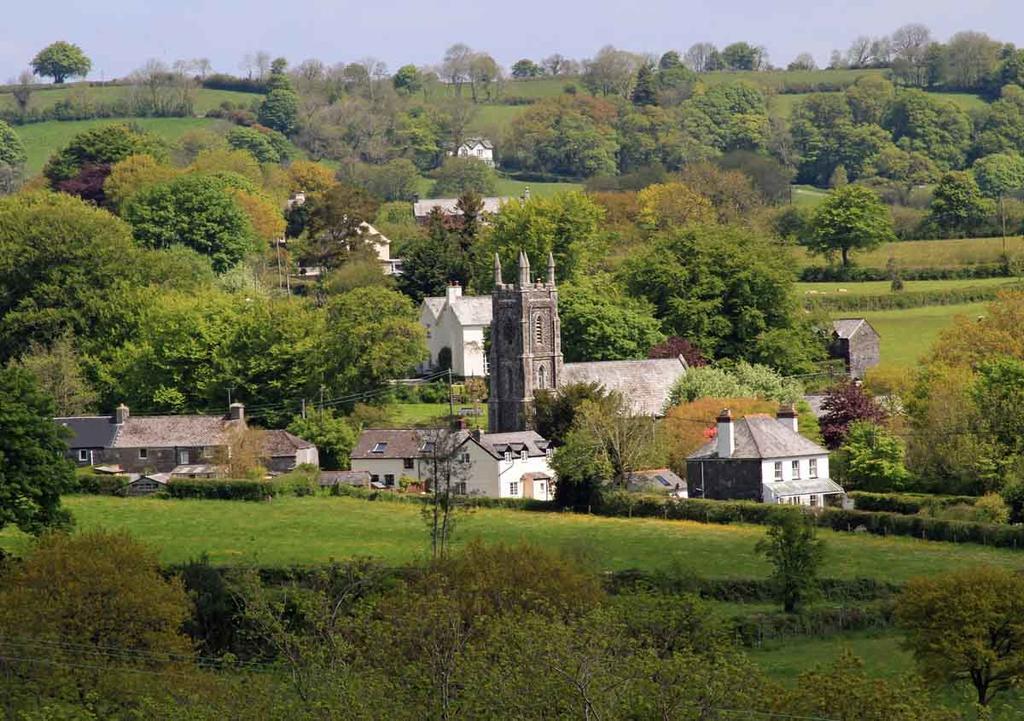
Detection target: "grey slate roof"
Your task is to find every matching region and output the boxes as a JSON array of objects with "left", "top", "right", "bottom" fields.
[
  {"left": 449, "top": 296, "right": 492, "bottom": 326},
  {"left": 472, "top": 431, "right": 549, "bottom": 459},
  {"left": 319, "top": 470, "right": 371, "bottom": 487},
  {"left": 832, "top": 318, "right": 875, "bottom": 339},
  {"left": 112, "top": 416, "right": 239, "bottom": 449},
  {"left": 765, "top": 478, "right": 845, "bottom": 496},
  {"left": 261, "top": 430, "right": 315, "bottom": 458},
  {"left": 627, "top": 468, "right": 685, "bottom": 492},
  {"left": 56, "top": 416, "right": 118, "bottom": 449},
  {"left": 562, "top": 357, "right": 687, "bottom": 416},
  {"left": 414, "top": 197, "right": 510, "bottom": 218},
  {"left": 422, "top": 297, "right": 445, "bottom": 321},
  {"left": 351, "top": 429, "right": 427, "bottom": 459},
  {"left": 689, "top": 415, "right": 828, "bottom": 460}
]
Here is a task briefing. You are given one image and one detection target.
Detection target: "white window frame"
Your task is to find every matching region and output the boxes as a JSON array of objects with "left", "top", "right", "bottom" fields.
[
  {"left": 773, "top": 461, "right": 782, "bottom": 481},
  {"left": 809, "top": 458, "right": 818, "bottom": 479},
  {"left": 791, "top": 460, "right": 800, "bottom": 479},
  {"left": 139, "top": 448, "right": 148, "bottom": 460},
  {"left": 504, "top": 450, "right": 512, "bottom": 462},
  {"left": 810, "top": 494, "right": 819, "bottom": 508},
  {"left": 371, "top": 442, "right": 388, "bottom": 454},
  {"left": 78, "top": 449, "right": 89, "bottom": 462},
  {"left": 509, "top": 481, "right": 519, "bottom": 496},
  {"left": 520, "top": 450, "right": 528, "bottom": 461},
  {"left": 459, "top": 452, "right": 470, "bottom": 464}
]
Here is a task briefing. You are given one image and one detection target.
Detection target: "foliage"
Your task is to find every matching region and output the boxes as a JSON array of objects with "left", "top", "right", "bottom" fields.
[
  {"left": 297, "top": 183, "right": 381, "bottom": 270},
  {"left": 808, "top": 185, "right": 895, "bottom": 267},
  {"left": 505, "top": 96, "right": 619, "bottom": 177},
  {"left": 835, "top": 421, "right": 910, "bottom": 491},
  {"left": 648, "top": 336, "right": 706, "bottom": 366},
  {"left": 0, "top": 531, "right": 195, "bottom": 715},
  {"left": 0, "top": 366, "right": 75, "bottom": 535},
  {"left": 556, "top": 275, "right": 665, "bottom": 362},
  {"left": 227, "top": 125, "right": 291, "bottom": 163},
  {"left": 11, "top": 335, "right": 98, "bottom": 415},
  {"left": 667, "top": 361, "right": 803, "bottom": 407},
  {"left": 43, "top": 122, "right": 167, "bottom": 184},
  {"left": 124, "top": 173, "right": 258, "bottom": 272},
  {"left": 0, "top": 191, "right": 141, "bottom": 361},
  {"left": 259, "top": 87, "right": 300, "bottom": 135},
  {"left": 103, "top": 153, "right": 180, "bottom": 210},
  {"left": 287, "top": 409, "right": 358, "bottom": 470},
  {"left": 30, "top": 41, "right": 92, "bottom": 83},
  {"left": 883, "top": 90, "right": 972, "bottom": 170},
  {"left": 531, "top": 381, "right": 608, "bottom": 446},
  {"left": 819, "top": 379, "right": 887, "bottom": 450},
  {"left": 928, "top": 171, "right": 993, "bottom": 235},
  {"left": 755, "top": 510, "right": 826, "bottom": 613},
  {"left": 624, "top": 223, "right": 811, "bottom": 369},
  {"left": 486, "top": 191, "right": 604, "bottom": 286},
  {"left": 430, "top": 156, "right": 497, "bottom": 196},
  {"left": 973, "top": 152, "right": 1024, "bottom": 199},
  {"left": 636, "top": 181, "right": 715, "bottom": 229},
  {"left": 0, "top": 119, "right": 27, "bottom": 171},
  {"left": 550, "top": 426, "right": 613, "bottom": 510},
  {"left": 896, "top": 566, "right": 1024, "bottom": 706}
]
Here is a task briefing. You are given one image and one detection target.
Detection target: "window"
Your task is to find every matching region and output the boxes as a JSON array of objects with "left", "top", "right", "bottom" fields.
[
  {"left": 403, "top": 458, "right": 414, "bottom": 469},
  {"left": 791, "top": 460, "right": 800, "bottom": 479},
  {"left": 384, "top": 474, "right": 395, "bottom": 487},
  {"left": 509, "top": 481, "right": 519, "bottom": 496},
  {"left": 78, "top": 449, "right": 88, "bottom": 462},
  {"left": 809, "top": 458, "right": 818, "bottom": 479},
  {"left": 534, "top": 315, "right": 544, "bottom": 345},
  {"left": 371, "top": 442, "right": 388, "bottom": 454},
  {"left": 537, "top": 365, "right": 547, "bottom": 389},
  {"left": 179, "top": 450, "right": 189, "bottom": 465},
  {"left": 810, "top": 494, "right": 819, "bottom": 508},
  {"left": 504, "top": 450, "right": 512, "bottom": 462},
  {"left": 773, "top": 461, "right": 782, "bottom": 481},
  {"left": 139, "top": 448, "right": 148, "bottom": 460},
  {"left": 520, "top": 450, "right": 528, "bottom": 461},
  {"left": 454, "top": 482, "right": 467, "bottom": 495},
  {"left": 459, "top": 452, "right": 470, "bottom": 464},
  {"left": 370, "top": 474, "right": 380, "bottom": 484}
]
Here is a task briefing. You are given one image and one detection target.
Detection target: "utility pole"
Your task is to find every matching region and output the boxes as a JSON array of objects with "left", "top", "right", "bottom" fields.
[
  {"left": 319, "top": 385, "right": 325, "bottom": 420},
  {"left": 447, "top": 368, "right": 455, "bottom": 420}
]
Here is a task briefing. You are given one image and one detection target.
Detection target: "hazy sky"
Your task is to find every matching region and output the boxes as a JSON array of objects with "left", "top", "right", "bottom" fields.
[{"left": 2, "top": 0, "right": 1021, "bottom": 81}]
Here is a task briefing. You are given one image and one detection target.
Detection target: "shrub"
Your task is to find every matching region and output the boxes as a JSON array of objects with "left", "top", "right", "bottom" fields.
[
  {"left": 74, "top": 472, "right": 130, "bottom": 495},
  {"left": 850, "top": 491, "right": 979, "bottom": 515}
]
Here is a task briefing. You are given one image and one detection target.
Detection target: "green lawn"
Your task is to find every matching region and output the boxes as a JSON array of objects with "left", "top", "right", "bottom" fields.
[
  {"left": 791, "top": 185, "right": 829, "bottom": 207},
  {"left": 14, "top": 117, "right": 232, "bottom": 174},
  {"left": 0, "top": 84, "right": 260, "bottom": 115},
  {"left": 388, "top": 403, "right": 487, "bottom": 429},
  {"left": 502, "top": 77, "right": 574, "bottom": 99},
  {"left": 932, "top": 91, "right": 989, "bottom": 112},
  {"left": 468, "top": 104, "right": 528, "bottom": 134},
  {"left": 831, "top": 302, "right": 987, "bottom": 367},
  {"left": 5, "top": 496, "right": 1024, "bottom": 580},
  {"left": 415, "top": 174, "right": 582, "bottom": 199},
  {"left": 796, "top": 277, "right": 1020, "bottom": 297}
]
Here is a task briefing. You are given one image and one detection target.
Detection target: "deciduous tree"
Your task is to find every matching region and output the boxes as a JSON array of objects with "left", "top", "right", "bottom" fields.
[
  {"left": 755, "top": 511, "right": 825, "bottom": 613},
  {"left": 30, "top": 41, "right": 91, "bottom": 83},
  {"left": 809, "top": 185, "right": 895, "bottom": 267}
]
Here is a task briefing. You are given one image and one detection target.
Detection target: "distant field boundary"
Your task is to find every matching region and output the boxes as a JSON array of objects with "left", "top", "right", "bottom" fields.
[{"left": 803, "top": 284, "right": 1018, "bottom": 311}]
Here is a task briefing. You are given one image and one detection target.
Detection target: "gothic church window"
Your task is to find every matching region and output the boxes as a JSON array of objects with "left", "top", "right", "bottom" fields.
[
  {"left": 537, "top": 365, "right": 547, "bottom": 389},
  {"left": 534, "top": 315, "right": 544, "bottom": 346}
]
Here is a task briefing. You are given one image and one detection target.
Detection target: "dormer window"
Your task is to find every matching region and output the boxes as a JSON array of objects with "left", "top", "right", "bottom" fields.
[
  {"left": 371, "top": 442, "right": 388, "bottom": 454},
  {"left": 520, "top": 450, "right": 528, "bottom": 461},
  {"left": 504, "top": 450, "right": 512, "bottom": 462}
]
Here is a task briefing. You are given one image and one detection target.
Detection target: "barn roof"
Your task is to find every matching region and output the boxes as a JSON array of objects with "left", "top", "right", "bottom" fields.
[
  {"left": 261, "top": 430, "right": 315, "bottom": 458},
  {"left": 562, "top": 357, "right": 687, "bottom": 416},
  {"left": 688, "top": 415, "right": 827, "bottom": 461},
  {"left": 414, "top": 197, "right": 510, "bottom": 218},
  {"left": 832, "top": 318, "right": 877, "bottom": 339},
  {"left": 55, "top": 416, "right": 117, "bottom": 449},
  {"left": 111, "top": 415, "right": 240, "bottom": 448}
]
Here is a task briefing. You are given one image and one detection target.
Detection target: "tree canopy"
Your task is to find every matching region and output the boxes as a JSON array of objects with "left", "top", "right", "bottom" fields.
[{"left": 30, "top": 41, "right": 92, "bottom": 83}]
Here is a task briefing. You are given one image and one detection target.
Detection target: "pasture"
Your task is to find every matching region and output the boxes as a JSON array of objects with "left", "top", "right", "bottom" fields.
[
  {"left": 796, "top": 277, "right": 1020, "bottom": 297},
  {"left": 13, "top": 117, "right": 233, "bottom": 174},
  {"left": 0, "top": 84, "right": 260, "bottom": 115},
  {"left": 792, "top": 235, "right": 1024, "bottom": 270},
  {"left": 4, "top": 495, "right": 1024, "bottom": 582}
]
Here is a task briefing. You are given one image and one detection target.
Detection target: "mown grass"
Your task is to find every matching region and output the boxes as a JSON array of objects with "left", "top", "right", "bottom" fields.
[
  {"left": 14, "top": 117, "right": 232, "bottom": 174},
  {"left": 793, "top": 235, "right": 1024, "bottom": 270},
  {"left": 468, "top": 104, "right": 528, "bottom": 134},
  {"left": 415, "top": 174, "right": 582, "bottom": 199},
  {"left": 790, "top": 184, "right": 829, "bottom": 207},
  {"left": 830, "top": 302, "right": 987, "bottom": 367},
  {"left": 0, "top": 84, "right": 260, "bottom": 115},
  {"left": 4, "top": 496, "right": 1024, "bottom": 579},
  {"left": 387, "top": 403, "right": 487, "bottom": 429},
  {"left": 796, "top": 277, "right": 1020, "bottom": 297}
]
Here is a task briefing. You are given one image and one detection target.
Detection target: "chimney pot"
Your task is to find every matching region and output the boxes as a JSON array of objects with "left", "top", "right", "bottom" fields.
[
  {"left": 777, "top": 402, "right": 799, "bottom": 433},
  {"left": 716, "top": 408, "right": 734, "bottom": 458},
  {"left": 229, "top": 402, "right": 245, "bottom": 422},
  {"left": 114, "top": 404, "right": 129, "bottom": 425}
]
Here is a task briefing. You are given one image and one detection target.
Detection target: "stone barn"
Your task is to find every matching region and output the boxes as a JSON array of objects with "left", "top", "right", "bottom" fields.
[{"left": 829, "top": 318, "right": 880, "bottom": 379}]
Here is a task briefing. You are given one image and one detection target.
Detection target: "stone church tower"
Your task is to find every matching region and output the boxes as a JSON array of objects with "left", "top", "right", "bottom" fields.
[{"left": 488, "top": 251, "right": 564, "bottom": 433}]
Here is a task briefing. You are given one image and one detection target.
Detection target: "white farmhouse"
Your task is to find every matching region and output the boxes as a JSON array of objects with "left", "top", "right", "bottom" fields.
[
  {"left": 350, "top": 428, "right": 554, "bottom": 501},
  {"left": 449, "top": 137, "right": 495, "bottom": 167},
  {"left": 419, "top": 283, "right": 491, "bottom": 378},
  {"left": 686, "top": 404, "right": 844, "bottom": 507}
]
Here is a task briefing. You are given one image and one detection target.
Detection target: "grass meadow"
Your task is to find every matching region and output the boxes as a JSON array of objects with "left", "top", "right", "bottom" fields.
[
  {"left": 4, "top": 495, "right": 1024, "bottom": 581},
  {"left": 13, "top": 117, "right": 233, "bottom": 174},
  {"left": 796, "top": 277, "right": 1021, "bottom": 297},
  {"left": 792, "top": 235, "right": 1024, "bottom": 270},
  {"left": 0, "top": 84, "right": 260, "bottom": 115}
]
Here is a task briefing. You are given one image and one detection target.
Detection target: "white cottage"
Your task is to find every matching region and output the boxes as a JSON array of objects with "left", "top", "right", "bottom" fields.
[
  {"left": 350, "top": 428, "right": 554, "bottom": 501},
  {"left": 419, "top": 283, "right": 491, "bottom": 378},
  {"left": 450, "top": 137, "right": 495, "bottom": 167},
  {"left": 686, "top": 405, "right": 844, "bottom": 507}
]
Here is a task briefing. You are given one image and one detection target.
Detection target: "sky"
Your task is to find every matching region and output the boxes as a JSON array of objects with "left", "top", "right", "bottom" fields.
[{"left": 1, "top": 0, "right": 1021, "bottom": 81}]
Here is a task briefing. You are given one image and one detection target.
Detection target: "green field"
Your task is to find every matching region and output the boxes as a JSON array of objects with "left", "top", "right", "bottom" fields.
[
  {"left": 389, "top": 402, "right": 487, "bottom": 428},
  {"left": 5, "top": 496, "right": 1024, "bottom": 580},
  {"left": 793, "top": 235, "right": 1024, "bottom": 270},
  {"left": 415, "top": 174, "right": 582, "bottom": 199},
  {"left": 831, "top": 302, "right": 987, "bottom": 367},
  {"left": 796, "top": 277, "right": 1020, "bottom": 297},
  {"left": 790, "top": 184, "right": 828, "bottom": 207},
  {"left": 468, "top": 103, "right": 528, "bottom": 134},
  {"left": 0, "top": 83, "right": 260, "bottom": 115},
  {"left": 13, "top": 117, "right": 232, "bottom": 174}
]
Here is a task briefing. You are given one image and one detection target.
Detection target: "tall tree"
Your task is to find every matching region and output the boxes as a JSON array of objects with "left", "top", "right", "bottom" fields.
[
  {"left": 809, "top": 185, "right": 895, "bottom": 267},
  {"left": 928, "top": 171, "right": 992, "bottom": 236},
  {"left": 30, "top": 41, "right": 91, "bottom": 83},
  {"left": 755, "top": 511, "right": 825, "bottom": 613},
  {"left": 299, "top": 183, "right": 381, "bottom": 271},
  {"left": 818, "top": 379, "right": 887, "bottom": 450},
  {"left": 0, "top": 366, "right": 76, "bottom": 535}
]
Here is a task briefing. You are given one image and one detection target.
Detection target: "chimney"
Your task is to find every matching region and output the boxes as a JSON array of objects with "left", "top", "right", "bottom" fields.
[
  {"left": 777, "top": 402, "right": 798, "bottom": 433},
  {"left": 229, "top": 402, "right": 245, "bottom": 422},
  {"left": 471, "top": 428, "right": 482, "bottom": 442},
  {"left": 445, "top": 281, "right": 462, "bottom": 303},
  {"left": 716, "top": 408, "right": 734, "bottom": 458},
  {"left": 114, "top": 403, "right": 129, "bottom": 425}
]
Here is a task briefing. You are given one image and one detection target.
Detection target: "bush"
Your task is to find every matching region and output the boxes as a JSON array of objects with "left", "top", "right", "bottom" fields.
[
  {"left": 804, "top": 285, "right": 1017, "bottom": 312},
  {"left": 731, "top": 602, "right": 894, "bottom": 647},
  {"left": 850, "top": 491, "right": 978, "bottom": 515},
  {"left": 74, "top": 472, "right": 130, "bottom": 495},
  {"left": 201, "top": 74, "right": 268, "bottom": 94},
  {"left": 800, "top": 264, "right": 1011, "bottom": 282},
  {"left": 167, "top": 470, "right": 318, "bottom": 501}
]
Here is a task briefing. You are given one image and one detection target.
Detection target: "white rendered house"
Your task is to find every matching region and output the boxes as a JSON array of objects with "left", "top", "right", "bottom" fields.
[
  {"left": 419, "top": 283, "right": 491, "bottom": 378},
  {"left": 450, "top": 137, "right": 495, "bottom": 167},
  {"left": 350, "top": 428, "right": 554, "bottom": 500}
]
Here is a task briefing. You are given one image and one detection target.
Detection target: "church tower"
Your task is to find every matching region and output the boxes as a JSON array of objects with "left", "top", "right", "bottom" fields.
[{"left": 488, "top": 251, "right": 564, "bottom": 433}]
